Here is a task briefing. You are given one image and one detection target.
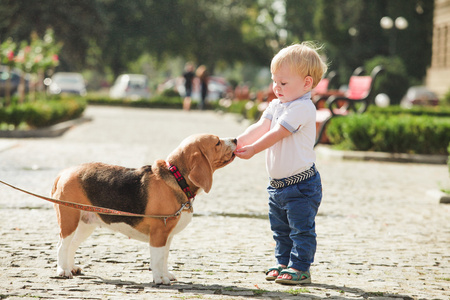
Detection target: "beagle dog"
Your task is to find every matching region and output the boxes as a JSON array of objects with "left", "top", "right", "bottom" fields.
[{"left": 51, "top": 134, "right": 237, "bottom": 285}]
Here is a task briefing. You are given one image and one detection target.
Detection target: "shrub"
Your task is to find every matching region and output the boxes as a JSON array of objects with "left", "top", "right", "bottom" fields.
[
  {"left": 246, "top": 102, "right": 262, "bottom": 121},
  {"left": 443, "top": 89, "right": 450, "bottom": 106},
  {"left": 367, "top": 105, "right": 450, "bottom": 117},
  {"left": 327, "top": 113, "right": 450, "bottom": 155},
  {"left": 448, "top": 143, "right": 450, "bottom": 173},
  {"left": 160, "top": 88, "right": 180, "bottom": 98},
  {"left": 225, "top": 100, "right": 246, "bottom": 115},
  {"left": 87, "top": 95, "right": 184, "bottom": 109},
  {"left": 4, "top": 104, "right": 29, "bottom": 128},
  {"left": 0, "top": 98, "right": 86, "bottom": 129}
]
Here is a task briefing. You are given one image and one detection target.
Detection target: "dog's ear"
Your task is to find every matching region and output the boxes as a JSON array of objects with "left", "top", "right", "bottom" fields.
[{"left": 188, "top": 152, "right": 213, "bottom": 193}]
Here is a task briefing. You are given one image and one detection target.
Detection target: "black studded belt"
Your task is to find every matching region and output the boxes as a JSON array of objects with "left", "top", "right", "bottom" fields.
[{"left": 270, "top": 164, "right": 317, "bottom": 188}]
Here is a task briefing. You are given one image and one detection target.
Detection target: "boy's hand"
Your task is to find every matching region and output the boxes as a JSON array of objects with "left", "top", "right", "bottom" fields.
[
  {"left": 234, "top": 145, "right": 256, "bottom": 160},
  {"left": 236, "top": 137, "right": 245, "bottom": 150}
]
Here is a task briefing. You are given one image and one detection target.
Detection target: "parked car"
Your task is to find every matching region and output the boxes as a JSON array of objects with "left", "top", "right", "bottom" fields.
[
  {"left": 48, "top": 72, "right": 87, "bottom": 96},
  {"left": 0, "top": 67, "right": 29, "bottom": 97},
  {"left": 400, "top": 86, "right": 439, "bottom": 108},
  {"left": 206, "top": 76, "right": 231, "bottom": 101},
  {"left": 158, "top": 75, "right": 230, "bottom": 102},
  {"left": 109, "top": 74, "right": 151, "bottom": 100}
]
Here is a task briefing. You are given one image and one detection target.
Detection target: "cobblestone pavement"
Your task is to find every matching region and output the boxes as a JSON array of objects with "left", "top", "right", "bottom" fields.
[{"left": 0, "top": 106, "right": 449, "bottom": 300}]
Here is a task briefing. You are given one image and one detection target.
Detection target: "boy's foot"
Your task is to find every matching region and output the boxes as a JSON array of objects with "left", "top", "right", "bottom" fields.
[
  {"left": 275, "top": 268, "right": 311, "bottom": 285},
  {"left": 265, "top": 265, "right": 286, "bottom": 281}
]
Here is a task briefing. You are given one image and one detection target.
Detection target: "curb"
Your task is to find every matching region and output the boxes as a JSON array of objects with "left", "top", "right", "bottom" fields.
[
  {"left": 316, "top": 145, "right": 448, "bottom": 165},
  {"left": 0, "top": 117, "right": 92, "bottom": 139},
  {"left": 427, "top": 189, "right": 450, "bottom": 204},
  {"left": 440, "top": 195, "right": 450, "bottom": 203}
]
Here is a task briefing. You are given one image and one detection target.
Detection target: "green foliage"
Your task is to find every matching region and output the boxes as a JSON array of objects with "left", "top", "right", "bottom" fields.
[
  {"left": 0, "top": 98, "right": 86, "bottom": 129},
  {"left": 217, "top": 99, "right": 261, "bottom": 122},
  {"left": 315, "top": 0, "right": 433, "bottom": 83},
  {"left": 285, "top": 287, "right": 311, "bottom": 295},
  {"left": 327, "top": 112, "right": 450, "bottom": 155},
  {"left": 448, "top": 143, "right": 450, "bottom": 174},
  {"left": 87, "top": 95, "right": 184, "bottom": 109},
  {"left": 3, "top": 104, "right": 28, "bottom": 128},
  {"left": 226, "top": 100, "right": 248, "bottom": 115},
  {"left": 442, "top": 89, "right": 450, "bottom": 106},
  {"left": 0, "top": 38, "right": 16, "bottom": 67},
  {"left": 0, "top": 0, "right": 102, "bottom": 72},
  {"left": 246, "top": 103, "right": 262, "bottom": 121},
  {"left": 88, "top": 94, "right": 227, "bottom": 111},
  {"left": 367, "top": 105, "right": 450, "bottom": 117},
  {"left": 0, "top": 1, "right": 433, "bottom": 86},
  {"left": 365, "top": 56, "right": 410, "bottom": 105},
  {"left": 2, "top": 29, "right": 61, "bottom": 73},
  {"left": 160, "top": 88, "right": 180, "bottom": 98}
]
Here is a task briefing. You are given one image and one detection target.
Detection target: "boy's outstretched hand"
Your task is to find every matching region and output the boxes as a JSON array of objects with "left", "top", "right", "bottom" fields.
[
  {"left": 234, "top": 123, "right": 291, "bottom": 160},
  {"left": 234, "top": 145, "right": 256, "bottom": 160}
]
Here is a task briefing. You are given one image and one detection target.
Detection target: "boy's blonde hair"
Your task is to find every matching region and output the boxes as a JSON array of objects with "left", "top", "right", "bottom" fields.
[{"left": 271, "top": 42, "right": 328, "bottom": 89}]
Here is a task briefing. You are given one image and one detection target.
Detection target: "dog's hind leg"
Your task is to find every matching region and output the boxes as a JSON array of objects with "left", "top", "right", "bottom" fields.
[
  {"left": 56, "top": 221, "right": 97, "bottom": 278},
  {"left": 54, "top": 203, "right": 82, "bottom": 278},
  {"left": 57, "top": 231, "right": 76, "bottom": 278},
  {"left": 67, "top": 221, "right": 97, "bottom": 276}
]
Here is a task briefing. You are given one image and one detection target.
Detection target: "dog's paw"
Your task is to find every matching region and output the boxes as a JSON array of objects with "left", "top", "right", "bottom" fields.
[
  {"left": 153, "top": 273, "right": 171, "bottom": 285},
  {"left": 57, "top": 266, "right": 74, "bottom": 279},
  {"left": 71, "top": 265, "right": 82, "bottom": 275},
  {"left": 167, "top": 271, "right": 177, "bottom": 281}
]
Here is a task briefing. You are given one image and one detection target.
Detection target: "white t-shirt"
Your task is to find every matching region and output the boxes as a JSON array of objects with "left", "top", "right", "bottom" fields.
[{"left": 261, "top": 92, "right": 316, "bottom": 179}]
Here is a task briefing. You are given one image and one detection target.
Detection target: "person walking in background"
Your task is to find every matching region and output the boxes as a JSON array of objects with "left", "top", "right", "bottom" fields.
[
  {"left": 183, "top": 62, "right": 195, "bottom": 111},
  {"left": 196, "top": 65, "right": 208, "bottom": 110},
  {"left": 234, "top": 42, "right": 327, "bottom": 285}
]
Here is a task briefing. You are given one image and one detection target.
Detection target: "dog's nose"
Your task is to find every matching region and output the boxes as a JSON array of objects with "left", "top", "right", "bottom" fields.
[{"left": 232, "top": 138, "right": 237, "bottom": 145}]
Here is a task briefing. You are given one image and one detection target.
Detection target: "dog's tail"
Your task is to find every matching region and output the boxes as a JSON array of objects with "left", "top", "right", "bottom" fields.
[{"left": 51, "top": 174, "right": 61, "bottom": 198}]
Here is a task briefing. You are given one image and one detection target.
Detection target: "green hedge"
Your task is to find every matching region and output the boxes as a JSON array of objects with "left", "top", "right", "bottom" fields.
[
  {"left": 367, "top": 105, "right": 450, "bottom": 117},
  {"left": 217, "top": 99, "right": 262, "bottom": 121},
  {"left": 0, "top": 98, "right": 87, "bottom": 129},
  {"left": 448, "top": 143, "right": 450, "bottom": 173},
  {"left": 327, "top": 113, "right": 450, "bottom": 155},
  {"left": 87, "top": 95, "right": 184, "bottom": 109}
]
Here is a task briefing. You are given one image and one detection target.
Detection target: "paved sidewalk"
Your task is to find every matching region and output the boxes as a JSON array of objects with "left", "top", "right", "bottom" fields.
[{"left": 0, "top": 106, "right": 449, "bottom": 300}]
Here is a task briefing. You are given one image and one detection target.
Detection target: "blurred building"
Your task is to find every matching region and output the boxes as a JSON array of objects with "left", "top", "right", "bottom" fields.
[{"left": 426, "top": 0, "right": 450, "bottom": 97}]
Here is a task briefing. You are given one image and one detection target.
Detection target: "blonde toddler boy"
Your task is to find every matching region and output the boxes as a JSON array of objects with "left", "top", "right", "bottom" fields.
[{"left": 235, "top": 42, "right": 327, "bottom": 285}]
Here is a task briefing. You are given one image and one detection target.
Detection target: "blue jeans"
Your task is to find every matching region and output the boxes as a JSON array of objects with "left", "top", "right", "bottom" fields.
[{"left": 267, "top": 171, "right": 322, "bottom": 271}]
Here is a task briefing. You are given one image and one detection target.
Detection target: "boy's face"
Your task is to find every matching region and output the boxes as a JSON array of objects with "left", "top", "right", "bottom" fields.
[{"left": 271, "top": 64, "right": 312, "bottom": 103}]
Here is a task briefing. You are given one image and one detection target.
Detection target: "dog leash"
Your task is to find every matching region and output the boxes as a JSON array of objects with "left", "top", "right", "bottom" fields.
[{"left": 0, "top": 179, "right": 193, "bottom": 225}]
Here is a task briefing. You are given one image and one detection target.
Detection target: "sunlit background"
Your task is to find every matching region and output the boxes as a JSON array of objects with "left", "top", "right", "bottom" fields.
[{"left": 0, "top": 0, "right": 437, "bottom": 103}]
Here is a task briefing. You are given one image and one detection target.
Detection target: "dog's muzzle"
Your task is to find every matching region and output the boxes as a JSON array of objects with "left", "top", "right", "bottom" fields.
[{"left": 222, "top": 138, "right": 237, "bottom": 152}]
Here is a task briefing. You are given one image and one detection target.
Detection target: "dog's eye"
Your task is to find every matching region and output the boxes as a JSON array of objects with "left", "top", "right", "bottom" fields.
[{"left": 216, "top": 140, "right": 221, "bottom": 146}]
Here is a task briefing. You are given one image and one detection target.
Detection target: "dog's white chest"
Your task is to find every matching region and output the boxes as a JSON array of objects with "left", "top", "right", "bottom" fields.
[{"left": 171, "top": 211, "right": 192, "bottom": 236}]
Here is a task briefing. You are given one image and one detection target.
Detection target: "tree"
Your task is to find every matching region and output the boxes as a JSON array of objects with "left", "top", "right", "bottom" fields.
[
  {"left": 0, "top": 38, "right": 16, "bottom": 105},
  {"left": 0, "top": 0, "right": 104, "bottom": 72},
  {"left": 0, "top": 0, "right": 434, "bottom": 87},
  {"left": 313, "top": 0, "right": 433, "bottom": 83},
  {"left": 285, "top": 0, "right": 318, "bottom": 42}
]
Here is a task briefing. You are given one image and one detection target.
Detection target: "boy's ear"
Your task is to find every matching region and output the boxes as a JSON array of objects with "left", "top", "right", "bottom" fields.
[{"left": 305, "top": 76, "right": 314, "bottom": 89}]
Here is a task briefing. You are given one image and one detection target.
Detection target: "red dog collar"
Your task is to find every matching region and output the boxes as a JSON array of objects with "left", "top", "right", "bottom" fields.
[{"left": 167, "top": 163, "right": 195, "bottom": 200}]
